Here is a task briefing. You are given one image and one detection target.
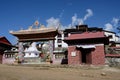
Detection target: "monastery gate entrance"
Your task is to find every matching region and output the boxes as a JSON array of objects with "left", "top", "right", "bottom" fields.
[{"left": 10, "top": 21, "right": 58, "bottom": 64}]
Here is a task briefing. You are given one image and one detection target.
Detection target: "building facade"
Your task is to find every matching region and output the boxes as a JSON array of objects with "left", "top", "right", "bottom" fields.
[
  {"left": 54, "top": 25, "right": 120, "bottom": 65},
  {"left": 64, "top": 31, "right": 109, "bottom": 65},
  {"left": 8, "top": 23, "right": 120, "bottom": 65},
  {"left": 55, "top": 25, "right": 120, "bottom": 49},
  {"left": 0, "top": 37, "right": 12, "bottom": 64},
  {"left": 10, "top": 21, "right": 58, "bottom": 64}
]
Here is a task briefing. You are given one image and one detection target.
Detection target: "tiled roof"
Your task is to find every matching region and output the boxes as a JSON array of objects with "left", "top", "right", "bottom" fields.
[{"left": 65, "top": 31, "right": 105, "bottom": 40}]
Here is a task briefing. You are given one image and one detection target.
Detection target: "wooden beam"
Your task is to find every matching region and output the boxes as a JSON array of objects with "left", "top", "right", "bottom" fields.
[{"left": 19, "top": 38, "right": 55, "bottom": 42}]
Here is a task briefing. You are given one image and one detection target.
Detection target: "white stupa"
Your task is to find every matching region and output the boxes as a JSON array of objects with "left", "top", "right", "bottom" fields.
[{"left": 24, "top": 42, "right": 40, "bottom": 57}]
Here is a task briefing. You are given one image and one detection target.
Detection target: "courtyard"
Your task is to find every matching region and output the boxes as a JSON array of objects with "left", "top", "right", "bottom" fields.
[{"left": 0, "top": 64, "right": 120, "bottom": 80}]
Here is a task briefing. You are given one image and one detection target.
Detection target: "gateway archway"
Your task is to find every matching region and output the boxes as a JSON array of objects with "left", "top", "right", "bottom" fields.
[{"left": 10, "top": 21, "right": 58, "bottom": 64}]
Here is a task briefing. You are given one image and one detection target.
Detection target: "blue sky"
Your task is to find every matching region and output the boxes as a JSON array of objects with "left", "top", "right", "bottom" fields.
[{"left": 0, "top": 0, "right": 120, "bottom": 44}]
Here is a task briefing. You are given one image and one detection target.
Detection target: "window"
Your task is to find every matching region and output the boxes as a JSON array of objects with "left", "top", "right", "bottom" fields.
[
  {"left": 55, "top": 54, "right": 65, "bottom": 59},
  {"left": 57, "top": 39, "right": 62, "bottom": 43},
  {"left": 5, "top": 54, "right": 14, "bottom": 58},
  {"left": 58, "top": 45, "right": 62, "bottom": 47},
  {"left": 64, "top": 33, "right": 68, "bottom": 37},
  {"left": 58, "top": 34, "right": 62, "bottom": 37},
  {"left": 108, "top": 35, "right": 113, "bottom": 39}
]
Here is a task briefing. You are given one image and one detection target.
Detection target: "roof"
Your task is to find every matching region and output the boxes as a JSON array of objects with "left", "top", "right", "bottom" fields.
[
  {"left": 103, "top": 30, "right": 116, "bottom": 34},
  {"left": 65, "top": 31, "right": 105, "bottom": 40},
  {"left": 10, "top": 27, "right": 58, "bottom": 42},
  {"left": 0, "top": 36, "right": 12, "bottom": 46},
  {"left": 10, "top": 27, "right": 58, "bottom": 35}
]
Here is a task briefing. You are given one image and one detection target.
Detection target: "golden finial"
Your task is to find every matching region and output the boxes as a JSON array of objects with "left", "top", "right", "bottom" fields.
[
  {"left": 34, "top": 20, "right": 39, "bottom": 27},
  {"left": 40, "top": 24, "right": 45, "bottom": 29},
  {"left": 28, "top": 25, "right": 33, "bottom": 30}
]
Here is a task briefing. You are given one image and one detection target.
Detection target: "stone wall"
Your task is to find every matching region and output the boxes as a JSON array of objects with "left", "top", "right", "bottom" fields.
[{"left": 105, "top": 57, "right": 120, "bottom": 66}]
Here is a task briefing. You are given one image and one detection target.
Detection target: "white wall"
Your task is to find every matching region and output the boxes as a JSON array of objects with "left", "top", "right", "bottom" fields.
[
  {"left": 104, "top": 31, "right": 119, "bottom": 42},
  {"left": 54, "top": 32, "right": 68, "bottom": 48}
]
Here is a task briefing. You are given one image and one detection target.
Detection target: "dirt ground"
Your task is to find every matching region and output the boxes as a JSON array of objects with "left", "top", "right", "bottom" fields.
[{"left": 0, "top": 64, "right": 120, "bottom": 80}]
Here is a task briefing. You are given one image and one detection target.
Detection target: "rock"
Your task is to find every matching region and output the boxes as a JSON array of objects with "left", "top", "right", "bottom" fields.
[{"left": 101, "top": 72, "right": 106, "bottom": 76}]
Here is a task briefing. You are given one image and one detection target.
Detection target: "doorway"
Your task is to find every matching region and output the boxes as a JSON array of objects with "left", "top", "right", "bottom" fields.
[{"left": 80, "top": 48, "right": 92, "bottom": 64}]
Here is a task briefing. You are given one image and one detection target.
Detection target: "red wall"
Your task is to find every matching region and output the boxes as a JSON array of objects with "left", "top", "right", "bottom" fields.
[
  {"left": 68, "top": 45, "right": 105, "bottom": 65},
  {"left": 68, "top": 46, "right": 81, "bottom": 65},
  {"left": 91, "top": 45, "right": 105, "bottom": 65}
]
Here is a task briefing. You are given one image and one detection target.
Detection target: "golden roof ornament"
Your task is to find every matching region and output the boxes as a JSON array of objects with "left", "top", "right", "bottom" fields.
[
  {"left": 39, "top": 24, "right": 45, "bottom": 29},
  {"left": 28, "top": 25, "right": 33, "bottom": 30},
  {"left": 34, "top": 20, "right": 39, "bottom": 28}
]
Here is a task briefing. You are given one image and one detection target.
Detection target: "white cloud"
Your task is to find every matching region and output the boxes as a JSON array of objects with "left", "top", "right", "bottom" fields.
[
  {"left": 71, "top": 14, "right": 77, "bottom": 25},
  {"left": 78, "top": 18, "right": 84, "bottom": 25},
  {"left": 83, "top": 9, "right": 93, "bottom": 21},
  {"left": 112, "top": 17, "right": 119, "bottom": 26},
  {"left": 69, "top": 14, "right": 83, "bottom": 26},
  {"left": 46, "top": 17, "right": 60, "bottom": 28},
  {"left": 59, "top": 9, "right": 65, "bottom": 19},
  {"left": 104, "top": 17, "right": 120, "bottom": 32},
  {"left": 71, "top": 14, "right": 84, "bottom": 26},
  {"left": 71, "top": 9, "right": 93, "bottom": 27},
  {"left": 104, "top": 23, "right": 114, "bottom": 31},
  {"left": 46, "top": 9, "right": 93, "bottom": 29},
  {"left": 46, "top": 17, "right": 66, "bottom": 30},
  {"left": 68, "top": 24, "right": 72, "bottom": 28}
]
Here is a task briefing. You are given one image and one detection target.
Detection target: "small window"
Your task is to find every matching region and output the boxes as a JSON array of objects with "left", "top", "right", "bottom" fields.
[
  {"left": 64, "top": 33, "right": 68, "bottom": 37},
  {"left": 58, "top": 34, "right": 62, "bottom": 37},
  {"left": 5, "top": 54, "right": 14, "bottom": 58},
  {"left": 55, "top": 54, "right": 65, "bottom": 59},
  {"left": 58, "top": 39, "right": 62, "bottom": 43},
  {"left": 58, "top": 45, "right": 62, "bottom": 47},
  {"left": 108, "top": 35, "right": 113, "bottom": 39}
]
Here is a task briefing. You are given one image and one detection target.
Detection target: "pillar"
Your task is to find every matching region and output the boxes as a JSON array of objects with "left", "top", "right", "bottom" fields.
[
  {"left": 49, "top": 40, "right": 54, "bottom": 63},
  {"left": 18, "top": 42, "right": 24, "bottom": 63}
]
